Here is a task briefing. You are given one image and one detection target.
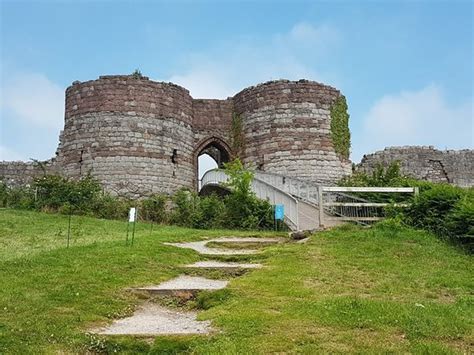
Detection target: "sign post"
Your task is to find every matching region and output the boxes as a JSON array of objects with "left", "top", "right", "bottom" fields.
[
  {"left": 274, "top": 204, "right": 284, "bottom": 231},
  {"left": 126, "top": 207, "right": 137, "bottom": 246}
]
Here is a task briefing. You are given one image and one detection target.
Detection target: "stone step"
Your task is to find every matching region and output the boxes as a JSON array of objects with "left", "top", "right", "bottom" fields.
[
  {"left": 185, "top": 261, "right": 262, "bottom": 270},
  {"left": 210, "top": 237, "right": 284, "bottom": 244},
  {"left": 131, "top": 275, "right": 228, "bottom": 296},
  {"left": 94, "top": 302, "right": 212, "bottom": 335},
  {"left": 164, "top": 241, "right": 259, "bottom": 255},
  {"left": 163, "top": 236, "right": 284, "bottom": 255}
]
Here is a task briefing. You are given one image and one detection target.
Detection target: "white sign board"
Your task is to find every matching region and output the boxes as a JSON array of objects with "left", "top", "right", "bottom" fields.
[{"left": 128, "top": 207, "right": 137, "bottom": 222}]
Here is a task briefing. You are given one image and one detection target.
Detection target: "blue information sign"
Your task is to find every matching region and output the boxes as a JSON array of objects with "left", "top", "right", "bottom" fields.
[{"left": 274, "top": 204, "right": 284, "bottom": 220}]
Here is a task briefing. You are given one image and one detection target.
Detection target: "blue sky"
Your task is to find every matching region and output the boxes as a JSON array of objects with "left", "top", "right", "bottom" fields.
[{"left": 1, "top": 0, "right": 472, "bottom": 173}]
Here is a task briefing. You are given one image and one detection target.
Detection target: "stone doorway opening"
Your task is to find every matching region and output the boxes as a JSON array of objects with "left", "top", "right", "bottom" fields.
[{"left": 194, "top": 137, "right": 232, "bottom": 190}]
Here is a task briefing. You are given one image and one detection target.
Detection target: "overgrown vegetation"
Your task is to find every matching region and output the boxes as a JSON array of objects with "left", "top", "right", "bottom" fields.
[
  {"left": 0, "top": 174, "right": 153, "bottom": 221},
  {"left": 170, "top": 159, "right": 274, "bottom": 230},
  {"left": 330, "top": 95, "right": 351, "bottom": 159},
  {"left": 230, "top": 111, "right": 245, "bottom": 158},
  {"left": 0, "top": 211, "right": 472, "bottom": 353},
  {"left": 131, "top": 68, "right": 143, "bottom": 79},
  {"left": 404, "top": 184, "right": 473, "bottom": 249},
  {"left": 341, "top": 162, "right": 474, "bottom": 251},
  {"left": 0, "top": 159, "right": 274, "bottom": 231},
  {"left": 340, "top": 160, "right": 412, "bottom": 188}
]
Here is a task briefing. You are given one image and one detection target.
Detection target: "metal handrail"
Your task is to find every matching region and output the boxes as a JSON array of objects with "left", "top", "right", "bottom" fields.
[{"left": 254, "top": 171, "right": 320, "bottom": 205}]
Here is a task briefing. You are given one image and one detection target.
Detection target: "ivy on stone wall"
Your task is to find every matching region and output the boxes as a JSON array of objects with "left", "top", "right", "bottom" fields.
[
  {"left": 231, "top": 112, "right": 245, "bottom": 158},
  {"left": 330, "top": 96, "right": 351, "bottom": 160}
]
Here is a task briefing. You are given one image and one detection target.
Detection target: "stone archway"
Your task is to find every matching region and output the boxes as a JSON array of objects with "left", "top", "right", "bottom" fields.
[{"left": 194, "top": 137, "right": 232, "bottom": 190}]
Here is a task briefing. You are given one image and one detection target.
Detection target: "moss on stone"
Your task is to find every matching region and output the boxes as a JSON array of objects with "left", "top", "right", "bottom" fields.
[
  {"left": 330, "top": 96, "right": 351, "bottom": 159},
  {"left": 230, "top": 112, "right": 245, "bottom": 158}
]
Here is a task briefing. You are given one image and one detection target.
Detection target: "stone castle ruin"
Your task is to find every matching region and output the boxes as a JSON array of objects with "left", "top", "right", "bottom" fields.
[
  {"left": 0, "top": 75, "right": 352, "bottom": 196},
  {"left": 358, "top": 146, "right": 473, "bottom": 188},
  {"left": 1, "top": 74, "right": 472, "bottom": 194}
]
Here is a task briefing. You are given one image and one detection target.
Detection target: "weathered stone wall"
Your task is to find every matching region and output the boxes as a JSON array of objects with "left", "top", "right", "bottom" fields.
[
  {"left": 234, "top": 80, "right": 352, "bottom": 184},
  {"left": 1, "top": 76, "right": 354, "bottom": 195},
  {"left": 57, "top": 75, "right": 195, "bottom": 197},
  {"left": 192, "top": 99, "right": 233, "bottom": 146},
  {"left": 0, "top": 159, "right": 57, "bottom": 187},
  {"left": 358, "top": 146, "right": 474, "bottom": 187}
]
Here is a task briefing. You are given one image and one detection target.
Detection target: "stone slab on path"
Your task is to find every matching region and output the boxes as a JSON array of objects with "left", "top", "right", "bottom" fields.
[
  {"left": 210, "top": 237, "right": 284, "bottom": 244},
  {"left": 163, "top": 236, "right": 284, "bottom": 256},
  {"left": 185, "top": 261, "right": 262, "bottom": 270},
  {"left": 94, "top": 302, "right": 212, "bottom": 335},
  {"left": 132, "top": 275, "right": 228, "bottom": 296},
  {"left": 164, "top": 241, "right": 258, "bottom": 255}
]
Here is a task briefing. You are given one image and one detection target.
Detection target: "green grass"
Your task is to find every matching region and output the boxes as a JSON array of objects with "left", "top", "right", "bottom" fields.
[{"left": 0, "top": 210, "right": 472, "bottom": 354}]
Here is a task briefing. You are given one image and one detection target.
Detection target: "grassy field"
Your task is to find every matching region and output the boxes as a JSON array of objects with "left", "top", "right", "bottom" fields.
[{"left": 0, "top": 209, "right": 472, "bottom": 354}]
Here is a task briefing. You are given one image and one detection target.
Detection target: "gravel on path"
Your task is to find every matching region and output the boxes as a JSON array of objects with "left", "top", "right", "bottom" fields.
[
  {"left": 94, "top": 303, "right": 212, "bottom": 335},
  {"left": 133, "top": 275, "right": 228, "bottom": 293}
]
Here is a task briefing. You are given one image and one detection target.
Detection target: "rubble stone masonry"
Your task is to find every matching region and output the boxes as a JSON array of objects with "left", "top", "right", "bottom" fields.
[
  {"left": 358, "top": 146, "right": 474, "bottom": 187},
  {"left": 4, "top": 75, "right": 470, "bottom": 196}
]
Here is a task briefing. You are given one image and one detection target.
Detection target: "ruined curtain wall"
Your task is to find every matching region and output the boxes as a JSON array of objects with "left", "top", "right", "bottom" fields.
[
  {"left": 358, "top": 146, "right": 474, "bottom": 187},
  {"left": 0, "top": 160, "right": 57, "bottom": 187}
]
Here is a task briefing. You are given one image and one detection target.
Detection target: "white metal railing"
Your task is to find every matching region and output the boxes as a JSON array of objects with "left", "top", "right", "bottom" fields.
[
  {"left": 200, "top": 169, "right": 299, "bottom": 230},
  {"left": 201, "top": 169, "right": 419, "bottom": 230},
  {"left": 254, "top": 171, "right": 320, "bottom": 205},
  {"left": 318, "top": 186, "right": 419, "bottom": 226}
]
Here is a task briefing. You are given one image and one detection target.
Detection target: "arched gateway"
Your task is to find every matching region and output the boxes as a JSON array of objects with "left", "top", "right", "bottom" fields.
[{"left": 193, "top": 137, "right": 232, "bottom": 190}]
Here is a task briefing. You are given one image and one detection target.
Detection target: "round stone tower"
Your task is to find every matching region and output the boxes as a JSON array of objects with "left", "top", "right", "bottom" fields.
[
  {"left": 49, "top": 76, "right": 353, "bottom": 197},
  {"left": 57, "top": 75, "right": 195, "bottom": 197},
  {"left": 234, "top": 80, "right": 351, "bottom": 183}
]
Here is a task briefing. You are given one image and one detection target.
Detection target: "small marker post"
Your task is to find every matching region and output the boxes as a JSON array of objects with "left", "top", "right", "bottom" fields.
[
  {"left": 127, "top": 207, "right": 137, "bottom": 246},
  {"left": 274, "top": 204, "right": 284, "bottom": 232}
]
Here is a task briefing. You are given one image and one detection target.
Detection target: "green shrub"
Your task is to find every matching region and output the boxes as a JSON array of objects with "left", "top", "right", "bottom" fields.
[
  {"left": 404, "top": 184, "right": 463, "bottom": 236},
  {"left": 196, "top": 194, "right": 226, "bottom": 229},
  {"left": 167, "top": 160, "right": 275, "bottom": 230},
  {"left": 223, "top": 159, "right": 274, "bottom": 230},
  {"left": 170, "top": 189, "right": 199, "bottom": 227},
  {"left": 91, "top": 193, "right": 131, "bottom": 220},
  {"left": 2, "top": 162, "right": 278, "bottom": 231},
  {"left": 0, "top": 182, "right": 7, "bottom": 207},
  {"left": 339, "top": 164, "right": 473, "bottom": 250},
  {"left": 169, "top": 189, "right": 228, "bottom": 229},
  {"left": 140, "top": 194, "right": 168, "bottom": 223},
  {"left": 34, "top": 175, "right": 75, "bottom": 210},
  {"left": 445, "top": 194, "right": 474, "bottom": 237},
  {"left": 338, "top": 162, "right": 417, "bottom": 203},
  {"left": 2, "top": 185, "right": 35, "bottom": 209}
]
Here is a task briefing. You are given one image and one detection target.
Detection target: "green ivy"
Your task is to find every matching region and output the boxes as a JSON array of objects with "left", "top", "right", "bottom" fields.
[
  {"left": 330, "top": 96, "right": 351, "bottom": 159},
  {"left": 230, "top": 112, "right": 244, "bottom": 158}
]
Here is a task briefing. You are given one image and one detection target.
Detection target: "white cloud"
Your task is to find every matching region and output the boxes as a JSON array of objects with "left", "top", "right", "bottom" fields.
[
  {"left": 353, "top": 84, "right": 473, "bottom": 162},
  {"left": 0, "top": 145, "right": 26, "bottom": 161},
  {"left": 1, "top": 72, "right": 64, "bottom": 130},
  {"left": 167, "top": 22, "right": 339, "bottom": 99}
]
